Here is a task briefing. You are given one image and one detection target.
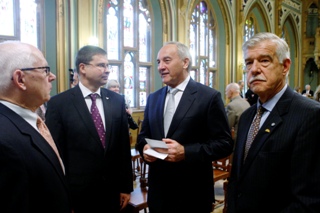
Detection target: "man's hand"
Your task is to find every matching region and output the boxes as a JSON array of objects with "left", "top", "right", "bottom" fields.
[
  {"left": 120, "top": 193, "right": 130, "bottom": 210},
  {"left": 143, "top": 144, "right": 158, "bottom": 162},
  {"left": 162, "top": 138, "right": 185, "bottom": 162}
]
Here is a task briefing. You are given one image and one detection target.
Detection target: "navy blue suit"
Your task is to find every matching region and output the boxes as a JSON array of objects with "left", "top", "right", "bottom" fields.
[
  {"left": 227, "top": 87, "right": 320, "bottom": 212},
  {"left": 137, "top": 79, "right": 233, "bottom": 213},
  {"left": 0, "top": 103, "right": 71, "bottom": 213},
  {"left": 46, "top": 85, "right": 133, "bottom": 213}
]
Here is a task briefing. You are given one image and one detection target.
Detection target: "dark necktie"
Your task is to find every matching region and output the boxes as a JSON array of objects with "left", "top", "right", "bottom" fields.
[
  {"left": 244, "top": 106, "right": 265, "bottom": 160},
  {"left": 37, "top": 116, "right": 65, "bottom": 174},
  {"left": 164, "top": 88, "right": 179, "bottom": 137},
  {"left": 89, "top": 94, "right": 106, "bottom": 148}
]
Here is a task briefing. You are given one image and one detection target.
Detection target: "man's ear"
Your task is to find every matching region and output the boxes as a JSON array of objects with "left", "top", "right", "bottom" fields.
[
  {"left": 12, "top": 70, "right": 27, "bottom": 90},
  {"left": 183, "top": 58, "right": 190, "bottom": 69},
  {"left": 282, "top": 58, "right": 291, "bottom": 76}
]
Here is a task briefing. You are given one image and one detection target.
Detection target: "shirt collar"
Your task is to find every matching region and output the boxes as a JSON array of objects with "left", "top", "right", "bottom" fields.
[
  {"left": 79, "top": 81, "right": 101, "bottom": 98},
  {"left": 0, "top": 100, "right": 38, "bottom": 129},
  {"left": 167, "top": 75, "right": 190, "bottom": 92},
  {"left": 258, "top": 84, "right": 287, "bottom": 112}
]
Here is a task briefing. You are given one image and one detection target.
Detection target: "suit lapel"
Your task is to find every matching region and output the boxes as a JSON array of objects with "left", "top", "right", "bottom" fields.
[
  {"left": 239, "top": 87, "right": 293, "bottom": 179},
  {"left": 101, "top": 89, "right": 113, "bottom": 151},
  {"left": 0, "top": 104, "right": 66, "bottom": 184},
  {"left": 71, "top": 86, "right": 102, "bottom": 146},
  {"left": 166, "top": 79, "right": 197, "bottom": 137}
]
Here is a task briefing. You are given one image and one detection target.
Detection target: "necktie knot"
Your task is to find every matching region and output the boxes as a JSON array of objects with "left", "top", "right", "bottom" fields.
[
  {"left": 90, "top": 93, "right": 98, "bottom": 102},
  {"left": 170, "top": 88, "right": 179, "bottom": 96}
]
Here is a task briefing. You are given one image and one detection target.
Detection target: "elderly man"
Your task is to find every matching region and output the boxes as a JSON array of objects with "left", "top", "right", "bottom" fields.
[
  {"left": 0, "top": 41, "right": 71, "bottom": 213},
  {"left": 137, "top": 41, "right": 233, "bottom": 213},
  {"left": 227, "top": 32, "right": 320, "bottom": 212}
]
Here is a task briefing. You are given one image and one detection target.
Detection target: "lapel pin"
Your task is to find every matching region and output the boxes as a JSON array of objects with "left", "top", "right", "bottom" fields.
[
  {"left": 106, "top": 97, "right": 109, "bottom": 100},
  {"left": 271, "top": 123, "right": 275, "bottom": 126},
  {"left": 265, "top": 129, "right": 270, "bottom": 133}
]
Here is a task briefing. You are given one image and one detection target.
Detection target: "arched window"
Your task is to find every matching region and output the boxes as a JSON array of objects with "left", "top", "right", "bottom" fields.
[
  {"left": 189, "top": 0, "right": 217, "bottom": 88},
  {"left": 105, "top": 0, "right": 152, "bottom": 109},
  {"left": 243, "top": 16, "right": 256, "bottom": 91},
  {"left": 0, "top": 0, "right": 43, "bottom": 49}
]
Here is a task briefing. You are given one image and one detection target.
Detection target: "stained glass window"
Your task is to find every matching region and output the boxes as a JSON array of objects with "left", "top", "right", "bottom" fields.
[
  {"left": 0, "top": 0, "right": 40, "bottom": 48},
  {"left": 20, "top": 0, "right": 38, "bottom": 47},
  {"left": 243, "top": 17, "right": 256, "bottom": 91},
  {"left": 105, "top": 0, "right": 151, "bottom": 108},
  {"left": 189, "top": 1, "right": 217, "bottom": 88}
]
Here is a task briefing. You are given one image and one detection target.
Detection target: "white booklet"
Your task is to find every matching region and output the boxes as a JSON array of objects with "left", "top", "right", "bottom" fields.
[{"left": 144, "top": 138, "right": 168, "bottom": 160}]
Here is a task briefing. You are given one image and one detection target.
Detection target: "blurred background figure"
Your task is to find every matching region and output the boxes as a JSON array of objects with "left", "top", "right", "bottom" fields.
[
  {"left": 237, "top": 80, "right": 245, "bottom": 98},
  {"left": 245, "top": 88, "right": 258, "bottom": 105},
  {"left": 225, "top": 83, "right": 250, "bottom": 140},
  {"left": 294, "top": 86, "right": 301, "bottom": 93},
  {"left": 301, "top": 84, "right": 314, "bottom": 97},
  {"left": 106, "top": 79, "right": 138, "bottom": 130},
  {"left": 314, "top": 85, "right": 320, "bottom": 102}
]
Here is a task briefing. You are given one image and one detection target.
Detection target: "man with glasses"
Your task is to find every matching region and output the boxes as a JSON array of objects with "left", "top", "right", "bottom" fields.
[
  {"left": 0, "top": 41, "right": 71, "bottom": 213},
  {"left": 46, "top": 45, "right": 133, "bottom": 213}
]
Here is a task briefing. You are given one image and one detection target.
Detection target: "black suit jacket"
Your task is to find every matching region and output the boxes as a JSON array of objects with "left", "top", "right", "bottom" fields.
[
  {"left": 227, "top": 87, "right": 320, "bottom": 213},
  {"left": 46, "top": 85, "right": 133, "bottom": 212},
  {"left": 301, "top": 89, "right": 314, "bottom": 97},
  {"left": 0, "top": 103, "right": 71, "bottom": 213},
  {"left": 137, "top": 79, "right": 233, "bottom": 213}
]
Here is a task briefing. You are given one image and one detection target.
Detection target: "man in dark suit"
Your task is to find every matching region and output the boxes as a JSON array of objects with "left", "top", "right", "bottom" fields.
[
  {"left": 301, "top": 84, "right": 314, "bottom": 97},
  {"left": 136, "top": 41, "right": 233, "bottom": 213},
  {"left": 46, "top": 45, "right": 133, "bottom": 213},
  {"left": 227, "top": 32, "right": 320, "bottom": 212},
  {"left": 0, "top": 41, "right": 71, "bottom": 213}
]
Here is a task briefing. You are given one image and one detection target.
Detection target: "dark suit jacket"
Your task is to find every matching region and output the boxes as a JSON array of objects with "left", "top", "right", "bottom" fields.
[
  {"left": 301, "top": 89, "right": 314, "bottom": 97},
  {"left": 45, "top": 85, "right": 133, "bottom": 212},
  {"left": 137, "top": 79, "right": 233, "bottom": 213},
  {"left": 227, "top": 87, "right": 320, "bottom": 213},
  {"left": 0, "top": 103, "right": 71, "bottom": 213}
]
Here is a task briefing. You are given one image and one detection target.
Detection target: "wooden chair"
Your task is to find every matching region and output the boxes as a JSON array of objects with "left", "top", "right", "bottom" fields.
[
  {"left": 212, "top": 155, "right": 232, "bottom": 213},
  {"left": 127, "top": 157, "right": 149, "bottom": 213},
  {"left": 131, "top": 118, "right": 144, "bottom": 180}
]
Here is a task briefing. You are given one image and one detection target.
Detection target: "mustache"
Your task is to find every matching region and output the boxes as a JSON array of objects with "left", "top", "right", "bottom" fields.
[{"left": 249, "top": 76, "right": 266, "bottom": 84}]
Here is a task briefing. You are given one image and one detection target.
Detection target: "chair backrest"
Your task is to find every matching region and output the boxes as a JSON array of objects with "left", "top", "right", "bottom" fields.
[
  {"left": 212, "top": 156, "right": 231, "bottom": 172},
  {"left": 135, "top": 118, "right": 143, "bottom": 145}
]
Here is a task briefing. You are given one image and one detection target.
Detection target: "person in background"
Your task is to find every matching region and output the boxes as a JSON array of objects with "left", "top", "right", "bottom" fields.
[
  {"left": 71, "top": 68, "right": 79, "bottom": 88},
  {"left": 225, "top": 82, "right": 250, "bottom": 140},
  {"left": 45, "top": 45, "right": 133, "bottom": 213},
  {"left": 294, "top": 85, "right": 301, "bottom": 93},
  {"left": 245, "top": 87, "right": 258, "bottom": 105},
  {"left": 301, "top": 84, "right": 314, "bottom": 97},
  {"left": 237, "top": 80, "right": 245, "bottom": 98},
  {"left": 313, "top": 84, "right": 320, "bottom": 102},
  {"left": 106, "top": 79, "right": 138, "bottom": 130},
  {"left": 227, "top": 32, "right": 320, "bottom": 212},
  {"left": 0, "top": 41, "right": 71, "bottom": 213},
  {"left": 136, "top": 41, "right": 233, "bottom": 213}
]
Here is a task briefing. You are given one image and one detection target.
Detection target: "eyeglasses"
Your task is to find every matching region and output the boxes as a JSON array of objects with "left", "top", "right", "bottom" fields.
[
  {"left": 20, "top": 66, "right": 51, "bottom": 76},
  {"left": 85, "top": 63, "right": 112, "bottom": 71}
]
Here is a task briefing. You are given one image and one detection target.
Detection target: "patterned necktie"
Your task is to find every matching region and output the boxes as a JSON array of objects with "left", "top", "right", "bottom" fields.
[
  {"left": 37, "top": 116, "right": 65, "bottom": 174},
  {"left": 164, "top": 88, "right": 179, "bottom": 137},
  {"left": 244, "top": 106, "right": 265, "bottom": 160},
  {"left": 89, "top": 93, "right": 106, "bottom": 148}
]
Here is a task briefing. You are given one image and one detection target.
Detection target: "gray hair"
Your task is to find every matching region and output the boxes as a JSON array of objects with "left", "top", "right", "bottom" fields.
[
  {"left": 226, "top": 82, "right": 240, "bottom": 93},
  {"left": 0, "top": 41, "right": 40, "bottom": 91},
  {"left": 242, "top": 32, "right": 290, "bottom": 63},
  {"left": 106, "top": 79, "right": 120, "bottom": 89},
  {"left": 164, "top": 41, "right": 192, "bottom": 72}
]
